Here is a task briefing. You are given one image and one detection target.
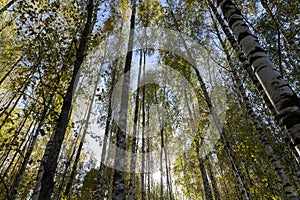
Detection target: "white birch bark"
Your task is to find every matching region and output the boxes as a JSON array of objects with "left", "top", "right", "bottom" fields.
[
  {"left": 217, "top": 0, "right": 300, "bottom": 158},
  {"left": 214, "top": 19, "right": 298, "bottom": 198}
]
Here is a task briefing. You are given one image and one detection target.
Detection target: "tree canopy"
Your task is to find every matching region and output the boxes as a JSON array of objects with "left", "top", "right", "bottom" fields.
[{"left": 0, "top": 0, "right": 299, "bottom": 199}]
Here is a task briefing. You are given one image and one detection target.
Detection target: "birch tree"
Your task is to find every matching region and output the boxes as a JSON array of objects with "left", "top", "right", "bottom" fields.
[{"left": 217, "top": 0, "right": 300, "bottom": 158}]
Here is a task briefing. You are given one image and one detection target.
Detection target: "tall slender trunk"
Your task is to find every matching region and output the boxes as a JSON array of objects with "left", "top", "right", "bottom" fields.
[
  {"left": 8, "top": 95, "right": 54, "bottom": 200},
  {"left": 147, "top": 136, "right": 151, "bottom": 200},
  {"left": 195, "top": 141, "right": 213, "bottom": 200},
  {"left": 2, "top": 120, "right": 34, "bottom": 177},
  {"left": 146, "top": 103, "right": 151, "bottom": 200},
  {"left": 166, "top": 1, "right": 252, "bottom": 199},
  {"left": 167, "top": 151, "right": 173, "bottom": 200},
  {"left": 55, "top": 133, "right": 79, "bottom": 200},
  {"left": 164, "top": 126, "right": 173, "bottom": 200},
  {"left": 205, "top": 155, "right": 221, "bottom": 200},
  {"left": 111, "top": 0, "right": 136, "bottom": 198},
  {"left": 213, "top": 17, "right": 299, "bottom": 199},
  {"left": 31, "top": 1, "right": 95, "bottom": 199},
  {"left": 208, "top": 1, "right": 300, "bottom": 162},
  {"left": 64, "top": 67, "right": 102, "bottom": 198},
  {"left": 0, "top": 90, "right": 33, "bottom": 170},
  {"left": 155, "top": 87, "right": 164, "bottom": 200},
  {"left": 160, "top": 130, "right": 164, "bottom": 200},
  {"left": 128, "top": 49, "right": 143, "bottom": 200},
  {"left": 63, "top": 112, "right": 87, "bottom": 198},
  {"left": 217, "top": 0, "right": 300, "bottom": 156},
  {"left": 95, "top": 60, "right": 118, "bottom": 199},
  {"left": 0, "top": 84, "right": 28, "bottom": 131},
  {"left": 207, "top": 1, "right": 277, "bottom": 118},
  {"left": 0, "top": 93, "right": 17, "bottom": 119},
  {"left": 141, "top": 50, "right": 146, "bottom": 200},
  {"left": 184, "top": 83, "right": 213, "bottom": 200}
]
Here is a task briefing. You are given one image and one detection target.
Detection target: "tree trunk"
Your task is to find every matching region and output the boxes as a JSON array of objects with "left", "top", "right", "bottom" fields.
[
  {"left": 167, "top": 2, "right": 253, "bottom": 199},
  {"left": 31, "top": 1, "right": 95, "bottom": 199},
  {"left": 213, "top": 18, "right": 299, "bottom": 199},
  {"left": 155, "top": 87, "right": 164, "bottom": 200},
  {"left": 166, "top": 151, "right": 173, "bottom": 200},
  {"left": 195, "top": 141, "right": 213, "bottom": 200},
  {"left": 207, "top": 1, "right": 278, "bottom": 119},
  {"left": 0, "top": 86, "right": 26, "bottom": 131},
  {"left": 166, "top": 1, "right": 253, "bottom": 199},
  {"left": 95, "top": 59, "right": 117, "bottom": 199},
  {"left": 164, "top": 123, "right": 173, "bottom": 200},
  {"left": 8, "top": 96, "right": 53, "bottom": 200},
  {"left": 160, "top": 130, "right": 164, "bottom": 200},
  {"left": 205, "top": 155, "right": 221, "bottom": 200},
  {"left": 55, "top": 134, "right": 79, "bottom": 200},
  {"left": 217, "top": 0, "right": 300, "bottom": 155},
  {"left": 146, "top": 103, "right": 151, "bottom": 200},
  {"left": 128, "top": 49, "right": 143, "bottom": 200},
  {"left": 209, "top": 0, "right": 300, "bottom": 162},
  {"left": 183, "top": 83, "right": 213, "bottom": 200},
  {"left": 111, "top": 0, "right": 136, "bottom": 199},
  {"left": 2, "top": 119, "right": 34, "bottom": 178},
  {"left": 141, "top": 50, "right": 146, "bottom": 200},
  {"left": 147, "top": 136, "right": 151, "bottom": 200},
  {"left": 0, "top": 106, "right": 31, "bottom": 170}
]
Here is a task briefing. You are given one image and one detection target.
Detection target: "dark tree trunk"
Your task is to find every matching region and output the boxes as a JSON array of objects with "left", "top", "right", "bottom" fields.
[
  {"left": 128, "top": 49, "right": 143, "bottom": 200},
  {"left": 32, "top": 1, "right": 95, "bottom": 199},
  {"left": 141, "top": 50, "right": 146, "bottom": 200},
  {"left": 111, "top": 0, "right": 136, "bottom": 199}
]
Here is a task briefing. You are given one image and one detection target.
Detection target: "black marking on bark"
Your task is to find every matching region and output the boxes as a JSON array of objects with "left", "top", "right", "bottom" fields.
[
  {"left": 283, "top": 182, "right": 292, "bottom": 187},
  {"left": 222, "top": 0, "right": 235, "bottom": 9},
  {"left": 228, "top": 16, "right": 241, "bottom": 28},
  {"left": 295, "top": 137, "right": 300, "bottom": 145},
  {"left": 279, "top": 94, "right": 300, "bottom": 129},
  {"left": 250, "top": 55, "right": 265, "bottom": 66},
  {"left": 238, "top": 53, "right": 246, "bottom": 61},
  {"left": 254, "top": 65, "right": 268, "bottom": 73},
  {"left": 248, "top": 47, "right": 266, "bottom": 62},
  {"left": 237, "top": 32, "right": 252, "bottom": 44}
]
